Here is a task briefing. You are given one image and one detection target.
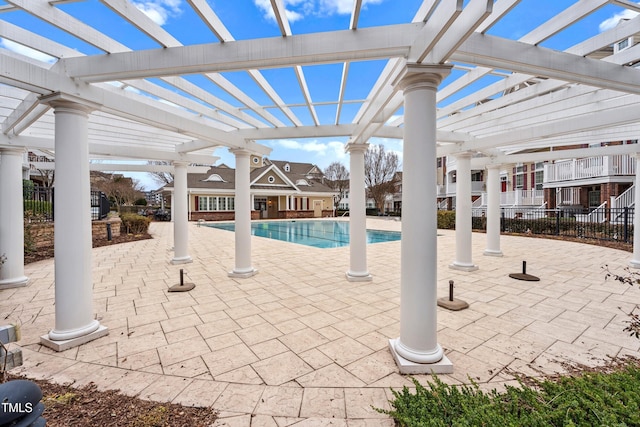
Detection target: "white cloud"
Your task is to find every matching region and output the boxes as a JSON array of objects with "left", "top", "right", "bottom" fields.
[
  {"left": 0, "top": 38, "right": 56, "bottom": 64},
  {"left": 599, "top": 6, "right": 639, "bottom": 32},
  {"left": 133, "top": 0, "right": 183, "bottom": 26},
  {"left": 254, "top": 0, "right": 385, "bottom": 24},
  {"left": 319, "top": 0, "right": 383, "bottom": 15},
  {"left": 271, "top": 139, "right": 346, "bottom": 159}
]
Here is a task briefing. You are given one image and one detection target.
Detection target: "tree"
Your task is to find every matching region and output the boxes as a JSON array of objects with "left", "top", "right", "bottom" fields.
[
  {"left": 364, "top": 144, "right": 399, "bottom": 213},
  {"left": 93, "top": 174, "right": 145, "bottom": 212},
  {"left": 147, "top": 161, "right": 174, "bottom": 187},
  {"left": 324, "top": 161, "right": 350, "bottom": 210}
]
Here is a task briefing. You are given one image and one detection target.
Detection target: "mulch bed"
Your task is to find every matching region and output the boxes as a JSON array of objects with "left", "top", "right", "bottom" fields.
[
  {"left": 4, "top": 374, "right": 217, "bottom": 427},
  {"left": 24, "top": 233, "right": 153, "bottom": 265},
  {"left": 15, "top": 231, "right": 218, "bottom": 426}
]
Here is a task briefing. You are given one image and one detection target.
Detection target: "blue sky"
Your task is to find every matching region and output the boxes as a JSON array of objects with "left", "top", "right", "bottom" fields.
[{"left": 0, "top": 0, "right": 638, "bottom": 189}]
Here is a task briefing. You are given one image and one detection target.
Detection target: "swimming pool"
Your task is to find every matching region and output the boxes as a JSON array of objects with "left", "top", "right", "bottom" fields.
[{"left": 205, "top": 220, "right": 401, "bottom": 248}]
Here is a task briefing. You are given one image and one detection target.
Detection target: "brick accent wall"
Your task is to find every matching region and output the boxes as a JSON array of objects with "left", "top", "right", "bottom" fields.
[{"left": 25, "top": 217, "right": 122, "bottom": 249}]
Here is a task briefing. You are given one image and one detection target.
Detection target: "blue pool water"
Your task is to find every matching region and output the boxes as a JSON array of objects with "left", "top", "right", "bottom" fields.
[{"left": 205, "top": 220, "right": 401, "bottom": 248}]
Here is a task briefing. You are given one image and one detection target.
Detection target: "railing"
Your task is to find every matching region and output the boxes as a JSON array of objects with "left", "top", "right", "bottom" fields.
[
  {"left": 497, "top": 189, "right": 544, "bottom": 206},
  {"left": 575, "top": 201, "right": 607, "bottom": 223},
  {"left": 556, "top": 188, "right": 581, "bottom": 206},
  {"left": 544, "top": 154, "right": 635, "bottom": 183},
  {"left": 471, "top": 207, "right": 634, "bottom": 247},
  {"left": 445, "top": 181, "right": 485, "bottom": 196},
  {"left": 24, "top": 186, "right": 110, "bottom": 223},
  {"left": 437, "top": 199, "right": 448, "bottom": 210},
  {"left": 611, "top": 184, "right": 635, "bottom": 210},
  {"left": 23, "top": 185, "right": 54, "bottom": 222}
]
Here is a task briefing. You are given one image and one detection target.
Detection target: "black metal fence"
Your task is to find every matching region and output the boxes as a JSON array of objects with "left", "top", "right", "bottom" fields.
[
  {"left": 472, "top": 207, "right": 634, "bottom": 246},
  {"left": 23, "top": 185, "right": 110, "bottom": 222}
]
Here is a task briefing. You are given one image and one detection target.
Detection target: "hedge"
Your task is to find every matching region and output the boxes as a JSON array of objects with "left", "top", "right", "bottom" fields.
[{"left": 120, "top": 213, "right": 151, "bottom": 234}]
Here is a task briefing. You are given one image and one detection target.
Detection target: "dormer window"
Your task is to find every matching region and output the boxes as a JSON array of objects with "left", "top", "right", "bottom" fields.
[
  {"left": 284, "top": 163, "right": 290, "bottom": 172},
  {"left": 296, "top": 179, "right": 310, "bottom": 186},
  {"left": 203, "top": 174, "right": 225, "bottom": 182}
]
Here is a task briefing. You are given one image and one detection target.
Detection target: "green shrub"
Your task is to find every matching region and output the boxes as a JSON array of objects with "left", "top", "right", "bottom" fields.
[
  {"left": 379, "top": 363, "right": 640, "bottom": 426},
  {"left": 120, "top": 213, "right": 151, "bottom": 234},
  {"left": 437, "top": 210, "right": 456, "bottom": 229}
]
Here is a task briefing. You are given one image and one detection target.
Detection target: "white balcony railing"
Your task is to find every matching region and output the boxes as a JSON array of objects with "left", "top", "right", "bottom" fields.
[
  {"left": 556, "top": 188, "right": 581, "bottom": 205},
  {"left": 497, "top": 189, "right": 544, "bottom": 206},
  {"left": 610, "top": 184, "right": 635, "bottom": 210},
  {"left": 446, "top": 181, "right": 485, "bottom": 195},
  {"left": 544, "top": 154, "right": 635, "bottom": 183}
]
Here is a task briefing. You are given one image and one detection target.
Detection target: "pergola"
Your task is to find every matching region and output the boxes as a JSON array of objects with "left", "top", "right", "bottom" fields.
[{"left": 1, "top": 0, "right": 640, "bottom": 373}]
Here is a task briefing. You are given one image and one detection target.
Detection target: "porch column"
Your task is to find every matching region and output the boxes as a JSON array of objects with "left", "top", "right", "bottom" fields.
[
  {"left": 389, "top": 64, "right": 453, "bottom": 374},
  {"left": 171, "top": 161, "right": 192, "bottom": 264},
  {"left": 346, "top": 142, "right": 371, "bottom": 282},
  {"left": 484, "top": 164, "right": 503, "bottom": 257},
  {"left": 229, "top": 149, "right": 257, "bottom": 278},
  {"left": 0, "top": 147, "right": 29, "bottom": 289},
  {"left": 450, "top": 152, "right": 478, "bottom": 271},
  {"left": 629, "top": 154, "right": 640, "bottom": 268},
  {"left": 40, "top": 95, "right": 107, "bottom": 351}
]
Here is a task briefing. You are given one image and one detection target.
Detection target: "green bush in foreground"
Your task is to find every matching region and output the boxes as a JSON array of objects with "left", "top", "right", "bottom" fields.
[{"left": 379, "top": 363, "right": 640, "bottom": 426}]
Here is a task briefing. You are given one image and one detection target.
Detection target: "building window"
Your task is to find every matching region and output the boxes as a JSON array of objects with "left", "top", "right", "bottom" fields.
[
  {"left": 534, "top": 162, "right": 544, "bottom": 190},
  {"left": 284, "top": 164, "right": 290, "bottom": 172},
  {"left": 268, "top": 175, "right": 275, "bottom": 183},
  {"left": 198, "top": 196, "right": 235, "bottom": 211},
  {"left": 617, "top": 38, "right": 629, "bottom": 51},
  {"left": 471, "top": 171, "right": 483, "bottom": 181}
]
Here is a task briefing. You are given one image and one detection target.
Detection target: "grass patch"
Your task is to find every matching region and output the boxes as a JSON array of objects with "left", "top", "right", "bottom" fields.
[{"left": 379, "top": 361, "right": 640, "bottom": 426}]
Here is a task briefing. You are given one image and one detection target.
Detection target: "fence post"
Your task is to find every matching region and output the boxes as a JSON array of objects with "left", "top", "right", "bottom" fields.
[
  {"left": 500, "top": 209, "right": 505, "bottom": 232},
  {"left": 555, "top": 210, "right": 560, "bottom": 236},
  {"left": 624, "top": 207, "right": 629, "bottom": 243}
]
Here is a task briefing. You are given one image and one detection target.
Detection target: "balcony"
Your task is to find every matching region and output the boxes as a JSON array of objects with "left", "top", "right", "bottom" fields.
[
  {"left": 544, "top": 154, "right": 635, "bottom": 184},
  {"left": 445, "top": 181, "right": 485, "bottom": 196}
]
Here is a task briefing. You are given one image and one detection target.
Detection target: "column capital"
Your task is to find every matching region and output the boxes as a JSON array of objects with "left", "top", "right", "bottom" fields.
[
  {"left": 229, "top": 148, "right": 252, "bottom": 157},
  {"left": 172, "top": 160, "right": 189, "bottom": 167},
  {"left": 345, "top": 142, "right": 369, "bottom": 154},
  {"left": 454, "top": 151, "right": 474, "bottom": 160},
  {"left": 0, "top": 146, "right": 26, "bottom": 155},
  {"left": 485, "top": 163, "right": 502, "bottom": 170},
  {"left": 39, "top": 92, "right": 101, "bottom": 114},
  {"left": 394, "top": 64, "right": 453, "bottom": 92}
]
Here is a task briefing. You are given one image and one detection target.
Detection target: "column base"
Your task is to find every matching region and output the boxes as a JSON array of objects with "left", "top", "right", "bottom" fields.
[
  {"left": 171, "top": 255, "right": 193, "bottom": 265},
  {"left": 0, "top": 275, "right": 29, "bottom": 290},
  {"left": 449, "top": 262, "right": 479, "bottom": 272},
  {"left": 483, "top": 249, "right": 503, "bottom": 257},
  {"left": 345, "top": 271, "right": 372, "bottom": 282},
  {"left": 629, "top": 259, "right": 640, "bottom": 269},
  {"left": 228, "top": 268, "right": 258, "bottom": 278},
  {"left": 40, "top": 324, "right": 108, "bottom": 352},
  {"left": 388, "top": 338, "right": 453, "bottom": 374}
]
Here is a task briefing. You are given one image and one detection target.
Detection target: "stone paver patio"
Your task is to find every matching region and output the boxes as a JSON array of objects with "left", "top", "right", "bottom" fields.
[{"left": 4, "top": 218, "right": 640, "bottom": 426}]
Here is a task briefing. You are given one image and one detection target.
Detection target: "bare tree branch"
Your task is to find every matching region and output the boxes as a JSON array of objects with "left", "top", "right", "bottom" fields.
[
  {"left": 364, "top": 145, "right": 399, "bottom": 212},
  {"left": 324, "top": 161, "right": 350, "bottom": 210}
]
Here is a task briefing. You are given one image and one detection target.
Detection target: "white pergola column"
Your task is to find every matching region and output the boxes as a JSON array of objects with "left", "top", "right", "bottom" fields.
[
  {"left": 346, "top": 142, "right": 371, "bottom": 282},
  {"left": 229, "top": 149, "right": 257, "bottom": 278},
  {"left": 40, "top": 96, "right": 107, "bottom": 351},
  {"left": 171, "top": 161, "right": 192, "bottom": 264},
  {"left": 389, "top": 64, "right": 453, "bottom": 374},
  {"left": 629, "top": 154, "right": 640, "bottom": 268},
  {"left": 0, "top": 147, "right": 29, "bottom": 289},
  {"left": 450, "top": 152, "right": 478, "bottom": 271},
  {"left": 484, "top": 164, "right": 503, "bottom": 257}
]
